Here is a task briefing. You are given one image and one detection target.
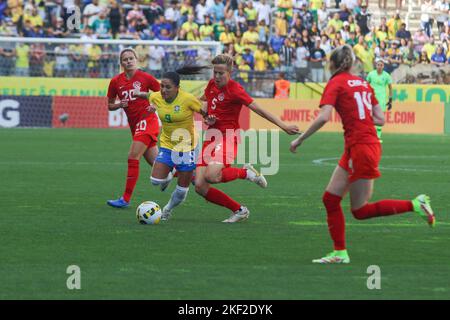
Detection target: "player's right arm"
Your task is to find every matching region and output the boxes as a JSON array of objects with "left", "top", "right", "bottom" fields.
[
  {"left": 290, "top": 105, "right": 333, "bottom": 153},
  {"left": 372, "top": 103, "right": 385, "bottom": 126},
  {"left": 107, "top": 78, "right": 128, "bottom": 111}
]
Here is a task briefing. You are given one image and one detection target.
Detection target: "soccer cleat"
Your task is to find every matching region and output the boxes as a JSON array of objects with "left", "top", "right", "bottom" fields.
[
  {"left": 412, "top": 194, "right": 436, "bottom": 227},
  {"left": 243, "top": 164, "right": 267, "bottom": 188},
  {"left": 160, "top": 169, "right": 175, "bottom": 192},
  {"left": 107, "top": 197, "right": 129, "bottom": 208},
  {"left": 312, "top": 250, "right": 350, "bottom": 264},
  {"left": 222, "top": 206, "right": 250, "bottom": 223},
  {"left": 161, "top": 205, "right": 172, "bottom": 221}
]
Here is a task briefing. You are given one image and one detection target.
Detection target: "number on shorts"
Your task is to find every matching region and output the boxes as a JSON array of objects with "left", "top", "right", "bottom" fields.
[
  {"left": 354, "top": 91, "right": 373, "bottom": 120},
  {"left": 135, "top": 119, "right": 147, "bottom": 134}
]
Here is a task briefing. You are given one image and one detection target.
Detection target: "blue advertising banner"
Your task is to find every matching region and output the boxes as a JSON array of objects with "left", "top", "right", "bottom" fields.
[{"left": 0, "top": 96, "right": 52, "bottom": 128}]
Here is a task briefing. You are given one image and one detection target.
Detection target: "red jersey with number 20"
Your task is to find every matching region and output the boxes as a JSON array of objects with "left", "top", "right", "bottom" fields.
[
  {"left": 204, "top": 79, "right": 253, "bottom": 133},
  {"left": 107, "top": 70, "right": 160, "bottom": 133},
  {"left": 319, "top": 72, "right": 380, "bottom": 147}
]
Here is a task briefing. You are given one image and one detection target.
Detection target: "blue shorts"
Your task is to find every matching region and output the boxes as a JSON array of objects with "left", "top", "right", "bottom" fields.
[{"left": 155, "top": 147, "right": 198, "bottom": 172}]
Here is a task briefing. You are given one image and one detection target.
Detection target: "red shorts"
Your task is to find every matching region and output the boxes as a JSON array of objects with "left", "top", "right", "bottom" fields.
[
  {"left": 197, "top": 136, "right": 238, "bottom": 167},
  {"left": 338, "top": 143, "right": 382, "bottom": 183},
  {"left": 132, "top": 116, "right": 159, "bottom": 148}
]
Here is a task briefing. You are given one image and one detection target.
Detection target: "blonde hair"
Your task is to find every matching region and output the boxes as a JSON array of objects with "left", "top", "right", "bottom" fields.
[
  {"left": 329, "top": 44, "right": 355, "bottom": 76},
  {"left": 211, "top": 54, "right": 234, "bottom": 72}
]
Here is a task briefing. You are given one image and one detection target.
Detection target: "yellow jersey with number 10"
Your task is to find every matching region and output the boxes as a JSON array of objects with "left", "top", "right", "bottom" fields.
[{"left": 149, "top": 89, "right": 202, "bottom": 152}]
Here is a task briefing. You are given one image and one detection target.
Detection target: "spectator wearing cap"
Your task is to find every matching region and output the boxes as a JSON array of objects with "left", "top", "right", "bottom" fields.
[
  {"left": 355, "top": 4, "right": 370, "bottom": 35},
  {"left": 341, "top": 21, "right": 351, "bottom": 41}
]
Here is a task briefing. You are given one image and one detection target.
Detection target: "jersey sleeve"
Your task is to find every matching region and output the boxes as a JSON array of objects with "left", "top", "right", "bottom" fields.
[
  {"left": 233, "top": 82, "right": 254, "bottom": 106},
  {"left": 107, "top": 78, "right": 117, "bottom": 99},
  {"left": 319, "top": 80, "right": 339, "bottom": 108},
  {"left": 188, "top": 94, "right": 203, "bottom": 113},
  {"left": 145, "top": 73, "right": 161, "bottom": 92}
]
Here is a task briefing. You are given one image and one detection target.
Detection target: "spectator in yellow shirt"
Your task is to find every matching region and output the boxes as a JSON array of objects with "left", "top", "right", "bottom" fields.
[
  {"left": 327, "top": 13, "right": 343, "bottom": 33},
  {"left": 254, "top": 43, "right": 268, "bottom": 71},
  {"left": 386, "top": 12, "right": 403, "bottom": 40},
  {"left": 267, "top": 46, "right": 280, "bottom": 70},
  {"left": 181, "top": 14, "right": 199, "bottom": 41},
  {"left": 219, "top": 25, "right": 235, "bottom": 45},
  {"left": 274, "top": 11, "right": 288, "bottom": 36},
  {"left": 376, "top": 25, "right": 389, "bottom": 43},
  {"left": 199, "top": 15, "right": 214, "bottom": 41},
  {"left": 245, "top": 1, "right": 258, "bottom": 26},
  {"left": 237, "top": 59, "right": 251, "bottom": 84},
  {"left": 241, "top": 25, "right": 260, "bottom": 52},
  {"left": 23, "top": 6, "right": 43, "bottom": 27}
]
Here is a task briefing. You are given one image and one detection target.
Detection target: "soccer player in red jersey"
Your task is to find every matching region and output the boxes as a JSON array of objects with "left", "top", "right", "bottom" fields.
[
  {"left": 192, "top": 54, "right": 299, "bottom": 223},
  {"left": 106, "top": 48, "right": 170, "bottom": 208},
  {"left": 290, "top": 45, "right": 436, "bottom": 264}
]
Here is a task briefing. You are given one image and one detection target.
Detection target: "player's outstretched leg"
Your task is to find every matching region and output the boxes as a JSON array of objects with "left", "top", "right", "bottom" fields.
[
  {"left": 219, "top": 164, "right": 267, "bottom": 188},
  {"left": 412, "top": 194, "right": 436, "bottom": 227},
  {"left": 243, "top": 164, "right": 267, "bottom": 188},
  {"left": 161, "top": 185, "right": 189, "bottom": 221}
]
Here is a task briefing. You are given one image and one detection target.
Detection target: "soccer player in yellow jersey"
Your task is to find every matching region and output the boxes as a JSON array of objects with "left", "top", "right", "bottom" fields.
[{"left": 146, "top": 71, "right": 211, "bottom": 220}]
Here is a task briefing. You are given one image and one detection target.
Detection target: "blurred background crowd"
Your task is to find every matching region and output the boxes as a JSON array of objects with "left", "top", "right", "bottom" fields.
[{"left": 1, "top": 0, "right": 449, "bottom": 92}]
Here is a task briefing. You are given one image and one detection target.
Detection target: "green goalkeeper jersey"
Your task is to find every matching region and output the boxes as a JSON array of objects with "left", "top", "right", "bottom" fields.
[{"left": 366, "top": 70, "right": 392, "bottom": 110}]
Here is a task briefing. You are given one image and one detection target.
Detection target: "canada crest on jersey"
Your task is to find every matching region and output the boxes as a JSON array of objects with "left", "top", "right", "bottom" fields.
[
  {"left": 133, "top": 81, "right": 142, "bottom": 90},
  {"left": 218, "top": 93, "right": 225, "bottom": 101}
]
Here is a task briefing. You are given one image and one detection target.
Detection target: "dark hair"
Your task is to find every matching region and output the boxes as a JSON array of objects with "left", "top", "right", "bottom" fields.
[
  {"left": 162, "top": 71, "right": 181, "bottom": 86},
  {"left": 175, "top": 65, "right": 210, "bottom": 75}
]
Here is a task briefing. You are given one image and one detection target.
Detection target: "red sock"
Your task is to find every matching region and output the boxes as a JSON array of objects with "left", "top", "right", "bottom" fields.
[
  {"left": 352, "top": 200, "right": 413, "bottom": 220},
  {"left": 220, "top": 167, "right": 247, "bottom": 183},
  {"left": 205, "top": 187, "right": 241, "bottom": 212},
  {"left": 323, "top": 191, "right": 346, "bottom": 251},
  {"left": 122, "top": 159, "right": 139, "bottom": 203}
]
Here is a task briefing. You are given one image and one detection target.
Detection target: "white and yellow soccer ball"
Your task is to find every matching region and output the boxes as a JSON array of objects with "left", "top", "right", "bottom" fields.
[{"left": 136, "top": 201, "right": 162, "bottom": 225}]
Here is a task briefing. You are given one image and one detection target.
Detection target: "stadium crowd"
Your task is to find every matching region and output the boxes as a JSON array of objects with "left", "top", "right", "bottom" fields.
[{"left": 0, "top": 0, "right": 450, "bottom": 87}]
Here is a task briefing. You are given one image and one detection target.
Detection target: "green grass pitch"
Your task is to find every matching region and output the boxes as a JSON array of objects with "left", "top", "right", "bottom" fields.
[{"left": 1, "top": 128, "right": 449, "bottom": 299}]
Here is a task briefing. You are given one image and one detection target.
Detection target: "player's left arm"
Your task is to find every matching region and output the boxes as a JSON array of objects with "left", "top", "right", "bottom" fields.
[
  {"left": 289, "top": 105, "right": 332, "bottom": 153},
  {"left": 387, "top": 83, "right": 393, "bottom": 110},
  {"left": 372, "top": 103, "right": 385, "bottom": 126},
  {"left": 247, "top": 101, "right": 299, "bottom": 135}
]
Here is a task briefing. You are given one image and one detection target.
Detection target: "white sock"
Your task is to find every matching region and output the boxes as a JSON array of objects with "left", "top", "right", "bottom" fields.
[
  {"left": 245, "top": 168, "right": 256, "bottom": 181},
  {"left": 165, "top": 185, "right": 189, "bottom": 211}
]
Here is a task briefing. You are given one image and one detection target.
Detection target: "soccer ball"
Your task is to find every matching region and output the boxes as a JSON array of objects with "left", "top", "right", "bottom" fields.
[{"left": 136, "top": 201, "right": 162, "bottom": 225}]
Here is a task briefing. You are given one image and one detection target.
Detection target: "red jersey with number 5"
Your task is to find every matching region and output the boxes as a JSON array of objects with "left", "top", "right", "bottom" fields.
[
  {"left": 204, "top": 79, "right": 253, "bottom": 133},
  {"left": 107, "top": 70, "right": 160, "bottom": 133},
  {"left": 319, "top": 72, "right": 379, "bottom": 147}
]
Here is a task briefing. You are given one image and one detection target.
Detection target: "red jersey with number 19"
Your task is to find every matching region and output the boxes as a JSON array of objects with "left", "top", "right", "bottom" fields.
[
  {"left": 319, "top": 72, "right": 380, "bottom": 147},
  {"left": 204, "top": 79, "right": 253, "bottom": 133},
  {"left": 107, "top": 70, "right": 160, "bottom": 133}
]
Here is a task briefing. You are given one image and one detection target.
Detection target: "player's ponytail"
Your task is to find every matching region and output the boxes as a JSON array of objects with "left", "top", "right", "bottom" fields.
[
  {"left": 329, "top": 44, "right": 355, "bottom": 77},
  {"left": 175, "top": 65, "right": 210, "bottom": 75}
]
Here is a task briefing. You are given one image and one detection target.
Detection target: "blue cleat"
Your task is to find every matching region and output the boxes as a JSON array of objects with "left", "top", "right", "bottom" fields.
[{"left": 107, "top": 197, "right": 129, "bottom": 208}]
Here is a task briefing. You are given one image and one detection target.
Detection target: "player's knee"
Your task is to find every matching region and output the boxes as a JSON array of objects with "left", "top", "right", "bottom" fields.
[
  {"left": 194, "top": 183, "right": 208, "bottom": 196},
  {"left": 322, "top": 191, "right": 342, "bottom": 211},
  {"left": 204, "top": 172, "right": 221, "bottom": 184}
]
